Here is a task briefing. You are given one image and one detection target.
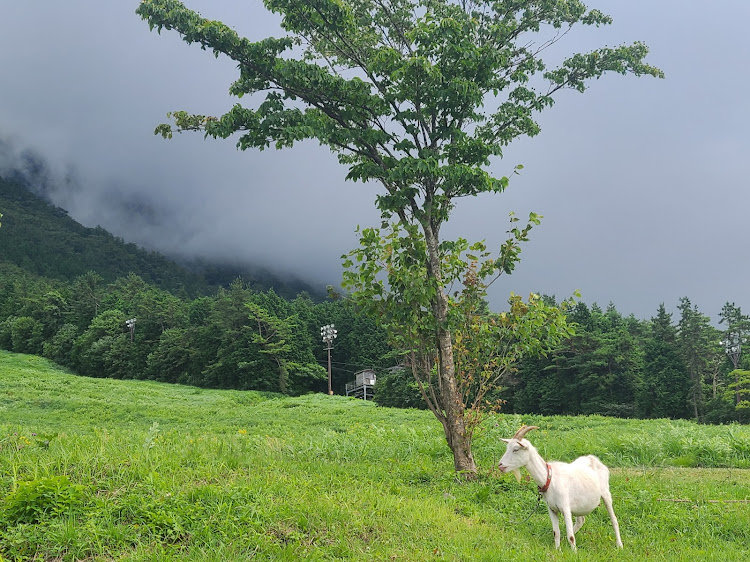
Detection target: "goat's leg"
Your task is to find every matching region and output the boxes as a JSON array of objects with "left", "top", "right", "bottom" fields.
[
  {"left": 602, "top": 491, "right": 623, "bottom": 548},
  {"left": 562, "top": 509, "right": 577, "bottom": 550},
  {"left": 573, "top": 516, "right": 585, "bottom": 533},
  {"left": 547, "top": 508, "right": 561, "bottom": 549}
]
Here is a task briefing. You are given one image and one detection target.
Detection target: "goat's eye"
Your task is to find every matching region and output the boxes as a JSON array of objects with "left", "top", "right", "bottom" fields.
[{"left": 512, "top": 447, "right": 520, "bottom": 452}]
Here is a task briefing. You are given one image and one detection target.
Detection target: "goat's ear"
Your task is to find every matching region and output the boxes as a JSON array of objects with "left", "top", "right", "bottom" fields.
[
  {"left": 500, "top": 438, "right": 511, "bottom": 444},
  {"left": 517, "top": 440, "right": 528, "bottom": 449}
]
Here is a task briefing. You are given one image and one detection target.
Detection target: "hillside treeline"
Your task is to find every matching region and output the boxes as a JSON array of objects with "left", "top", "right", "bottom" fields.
[
  {"left": 508, "top": 299, "right": 749, "bottom": 424},
  {"left": 1, "top": 259, "right": 748, "bottom": 423},
  {"left": 0, "top": 264, "right": 390, "bottom": 395}
]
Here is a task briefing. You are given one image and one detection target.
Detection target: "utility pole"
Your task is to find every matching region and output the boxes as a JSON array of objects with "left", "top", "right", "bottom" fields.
[{"left": 320, "top": 324, "right": 337, "bottom": 395}]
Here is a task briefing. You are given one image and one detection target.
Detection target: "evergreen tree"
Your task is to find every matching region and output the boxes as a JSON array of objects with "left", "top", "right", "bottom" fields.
[
  {"left": 146, "top": 327, "right": 197, "bottom": 384},
  {"left": 719, "top": 302, "right": 750, "bottom": 410},
  {"left": 677, "top": 297, "right": 719, "bottom": 422},
  {"left": 639, "top": 304, "right": 690, "bottom": 419}
]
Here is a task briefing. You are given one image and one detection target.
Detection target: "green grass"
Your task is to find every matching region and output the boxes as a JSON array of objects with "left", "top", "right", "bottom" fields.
[{"left": 1, "top": 350, "right": 749, "bottom": 561}]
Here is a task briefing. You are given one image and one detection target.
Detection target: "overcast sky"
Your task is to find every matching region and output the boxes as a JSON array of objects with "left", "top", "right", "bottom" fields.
[{"left": 1, "top": 1, "right": 748, "bottom": 320}]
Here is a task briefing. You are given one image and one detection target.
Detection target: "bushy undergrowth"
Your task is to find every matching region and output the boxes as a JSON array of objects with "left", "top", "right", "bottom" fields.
[{"left": 1, "top": 351, "right": 749, "bottom": 561}]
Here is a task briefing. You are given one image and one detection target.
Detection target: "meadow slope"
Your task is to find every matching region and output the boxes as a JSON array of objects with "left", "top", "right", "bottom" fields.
[{"left": 1, "top": 350, "right": 749, "bottom": 561}]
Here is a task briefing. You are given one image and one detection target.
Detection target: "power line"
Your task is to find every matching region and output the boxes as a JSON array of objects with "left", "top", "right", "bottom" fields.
[{"left": 316, "top": 358, "right": 397, "bottom": 370}]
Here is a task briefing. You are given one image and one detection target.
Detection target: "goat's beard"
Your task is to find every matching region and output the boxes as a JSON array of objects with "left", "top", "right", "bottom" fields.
[{"left": 511, "top": 468, "right": 521, "bottom": 483}]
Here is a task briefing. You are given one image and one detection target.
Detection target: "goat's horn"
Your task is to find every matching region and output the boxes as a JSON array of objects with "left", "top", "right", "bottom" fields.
[{"left": 512, "top": 425, "right": 539, "bottom": 440}]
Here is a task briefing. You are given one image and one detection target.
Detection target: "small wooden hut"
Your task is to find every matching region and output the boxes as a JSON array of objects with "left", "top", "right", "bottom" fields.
[{"left": 345, "top": 369, "right": 376, "bottom": 400}]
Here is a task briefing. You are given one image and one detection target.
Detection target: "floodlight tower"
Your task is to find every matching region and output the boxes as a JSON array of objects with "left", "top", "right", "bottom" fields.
[
  {"left": 125, "top": 318, "right": 137, "bottom": 342},
  {"left": 320, "top": 324, "right": 338, "bottom": 395},
  {"left": 724, "top": 334, "right": 742, "bottom": 371}
]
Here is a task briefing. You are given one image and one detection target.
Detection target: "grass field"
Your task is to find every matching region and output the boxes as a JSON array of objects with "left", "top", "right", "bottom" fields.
[{"left": 1, "top": 350, "right": 749, "bottom": 561}]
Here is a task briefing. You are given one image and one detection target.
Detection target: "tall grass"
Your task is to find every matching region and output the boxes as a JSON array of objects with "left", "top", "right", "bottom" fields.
[{"left": 1, "top": 350, "right": 748, "bottom": 560}]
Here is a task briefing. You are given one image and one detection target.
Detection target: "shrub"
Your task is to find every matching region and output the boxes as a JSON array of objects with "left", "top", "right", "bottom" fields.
[
  {"left": 373, "top": 367, "right": 427, "bottom": 409},
  {"left": 2, "top": 475, "right": 86, "bottom": 524}
]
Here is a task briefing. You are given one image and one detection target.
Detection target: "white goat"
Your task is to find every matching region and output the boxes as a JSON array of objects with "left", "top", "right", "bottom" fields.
[{"left": 497, "top": 425, "right": 623, "bottom": 551}]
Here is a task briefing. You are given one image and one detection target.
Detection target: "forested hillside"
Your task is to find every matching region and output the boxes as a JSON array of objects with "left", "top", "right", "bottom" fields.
[
  {"left": 0, "top": 175, "right": 319, "bottom": 299},
  {"left": 0, "top": 175, "right": 205, "bottom": 294}
]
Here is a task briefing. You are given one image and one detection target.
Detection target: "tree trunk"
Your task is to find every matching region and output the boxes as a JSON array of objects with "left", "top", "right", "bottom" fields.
[
  {"left": 422, "top": 220, "right": 477, "bottom": 476},
  {"left": 736, "top": 370, "right": 741, "bottom": 407},
  {"left": 436, "top": 319, "right": 477, "bottom": 474},
  {"left": 689, "top": 366, "right": 701, "bottom": 422}
]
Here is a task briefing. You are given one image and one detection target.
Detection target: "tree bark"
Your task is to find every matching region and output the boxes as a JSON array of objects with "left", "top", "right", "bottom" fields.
[
  {"left": 689, "top": 366, "right": 701, "bottom": 422},
  {"left": 436, "top": 317, "right": 477, "bottom": 474},
  {"left": 422, "top": 220, "right": 477, "bottom": 476}
]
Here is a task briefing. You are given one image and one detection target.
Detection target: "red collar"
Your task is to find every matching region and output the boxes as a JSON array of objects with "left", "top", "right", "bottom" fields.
[{"left": 538, "top": 463, "right": 552, "bottom": 493}]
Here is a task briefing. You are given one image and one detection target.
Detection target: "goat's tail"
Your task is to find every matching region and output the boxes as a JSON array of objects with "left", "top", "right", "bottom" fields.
[{"left": 586, "top": 455, "right": 612, "bottom": 489}]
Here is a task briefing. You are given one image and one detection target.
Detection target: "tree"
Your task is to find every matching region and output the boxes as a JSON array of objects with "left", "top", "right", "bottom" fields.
[
  {"left": 246, "top": 301, "right": 295, "bottom": 394},
  {"left": 146, "top": 327, "right": 197, "bottom": 383},
  {"left": 511, "top": 301, "right": 597, "bottom": 416},
  {"left": 638, "top": 303, "right": 690, "bottom": 419},
  {"left": 343, "top": 220, "right": 576, "bottom": 472},
  {"left": 198, "top": 279, "right": 259, "bottom": 389},
  {"left": 677, "top": 297, "right": 719, "bottom": 422},
  {"left": 453, "top": 287, "right": 575, "bottom": 427},
  {"left": 246, "top": 291, "right": 328, "bottom": 394},
  {"left": 43, "top": 324, "right": 80, "bottom": 367},
  {"left": 71, "top": 309, "right": 128, "bottom": 377},
  {"left": 719, "top": 302, "right": 750, "bottom": 409},
  {"left": 69, "top": 271, "right": 104, "bottom": 330},
  {"left": 728, "top": 370, "right": 750, "bottom": 422},
  {"left": 137, "top": 0, "right": 661, "bottom": 474},
  {"left": 373, "top": 365, "right": 428, "bottom": 409},
  {"left": 577, "top": 321, "right": 642, "bottom": 418},
  {"left": 10, "top": 316, "right": 44, "bottom": 355},
  {"left": 512, "top": 301, "right": 642, "bottom": 418}
]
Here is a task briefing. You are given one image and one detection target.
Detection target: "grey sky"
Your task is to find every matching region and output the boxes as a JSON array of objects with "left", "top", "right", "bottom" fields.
[{"left": 1, "top": 1, "right": 748, "bottom": 320}]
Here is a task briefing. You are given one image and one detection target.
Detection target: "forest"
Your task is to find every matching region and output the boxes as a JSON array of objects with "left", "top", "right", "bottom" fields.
[{"left": 1, "top": 175, "right": 748, "bottom": 424}]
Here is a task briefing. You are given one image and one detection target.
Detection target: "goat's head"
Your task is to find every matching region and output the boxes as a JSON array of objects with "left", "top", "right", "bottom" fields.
[{"left": 497, "top": 425, "right": 538, "bottom": 476}]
